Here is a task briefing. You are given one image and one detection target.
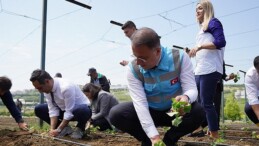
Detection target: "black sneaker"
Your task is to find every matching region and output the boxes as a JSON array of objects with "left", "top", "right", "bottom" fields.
[{"left": 187, "top": 130, "right": 205, "bottom": 137}]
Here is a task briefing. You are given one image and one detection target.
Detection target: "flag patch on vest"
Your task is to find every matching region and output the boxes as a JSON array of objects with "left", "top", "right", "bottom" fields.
[{"left": 171, "top": 77, "right": 179, "bottom": 85}]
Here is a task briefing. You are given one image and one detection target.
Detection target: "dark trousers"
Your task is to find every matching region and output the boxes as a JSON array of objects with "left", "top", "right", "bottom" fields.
[
  {"left": 92, "top": 117, "right": 112, "bottom": 131},
  {"left": 196, "top": 72, "right": 222, "bottom": 131},
  {"left": 109, "top": 101, "right": 205, "bottom": 146},
  {"left": 214, "top": 82, "right": 223, "bottom": 126},
  {"left": 34, "top": 103, "right": 92, "bottom": 130},
  {"left": 245, "top": 102, "right": 259, "bottom": 124}
]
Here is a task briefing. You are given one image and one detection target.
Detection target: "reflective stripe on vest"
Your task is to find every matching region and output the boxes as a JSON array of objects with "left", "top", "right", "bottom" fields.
[{"left": 131, "top": 48, "right": 182, "bottom": 110}]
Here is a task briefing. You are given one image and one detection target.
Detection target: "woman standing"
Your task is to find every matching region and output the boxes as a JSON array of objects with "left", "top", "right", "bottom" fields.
[
  {"left": 188, "top": 0, "right": 226, "bottom": 138},
  {"left": 82, "top": 83, "right": 119, "bottom": 131}
]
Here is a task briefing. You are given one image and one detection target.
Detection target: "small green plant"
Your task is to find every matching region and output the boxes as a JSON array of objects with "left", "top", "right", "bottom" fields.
[
  {"left": 241, "top": 127, "right": 249, "bottom": 131},
  {"left": 105, "top": 129, "right": 116, "bottom": 135},
  {"left": 154, "top": 140, "right": 166, "bottom": 146},
  {"left": 211, "top": 138, "right": 225, "bottom": 146},
  {"left": 251, "top": 131, "right": 259, "bottom": 139},
  {"left": 167, "top": 98, "right": 191, "bottom": 127},
  {"left": 219, "top": 130, "right": 225, "bottom": 138},
  {"left": 233, "top": 72, "right": 240, "bottom": 83},
  {"left": 219, "top": 125, "right": 228, "bottom": 130},
  {"left": 29, "top": 122, "right": 50, "bottom": 133},
  {"left": 89, "top": 126, "right": 100, "bottom": 133},
  {"left": 162, "top": 126, "right": 170, "bottom": 132}
]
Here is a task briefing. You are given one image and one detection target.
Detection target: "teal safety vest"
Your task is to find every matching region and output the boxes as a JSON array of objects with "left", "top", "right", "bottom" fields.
[{"left": 130, "top": 47, "right": 183, "bottom": 111}]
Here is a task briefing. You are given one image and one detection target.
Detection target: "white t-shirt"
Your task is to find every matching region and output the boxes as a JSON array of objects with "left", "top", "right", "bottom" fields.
[{"left": 194, "top": 28, "right": 224, "bottom": 75}]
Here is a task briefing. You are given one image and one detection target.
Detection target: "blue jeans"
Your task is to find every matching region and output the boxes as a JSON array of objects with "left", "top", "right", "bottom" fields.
[
  {"left": 35, "top": 103, "right": 92, "bottom": 130},
  {"left": 195, "top": 71, "right": 222, "bottom": 131}
]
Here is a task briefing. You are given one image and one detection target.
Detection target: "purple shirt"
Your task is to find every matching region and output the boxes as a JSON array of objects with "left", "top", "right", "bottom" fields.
[{"left": 205, "top": 18, "right": 226, "bottom": 49}]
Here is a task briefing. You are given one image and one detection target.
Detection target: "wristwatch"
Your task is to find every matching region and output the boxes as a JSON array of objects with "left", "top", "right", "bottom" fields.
[{"left": 56, "top": 127, "right": 62, "bottom": 133}]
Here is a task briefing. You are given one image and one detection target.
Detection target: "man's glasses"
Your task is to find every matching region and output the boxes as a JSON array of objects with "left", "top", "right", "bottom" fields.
[{"left": 131, "top": 54, "right": 147, "bottom": 63}]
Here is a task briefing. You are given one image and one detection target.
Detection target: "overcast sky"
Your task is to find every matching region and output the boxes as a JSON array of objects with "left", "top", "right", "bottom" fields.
[{"left": 1, "top": 0, "right": 259, "bottom": 91}]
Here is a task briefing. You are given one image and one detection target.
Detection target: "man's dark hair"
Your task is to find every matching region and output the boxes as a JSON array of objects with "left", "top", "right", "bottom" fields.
[
  {"left": 0, "top": 76, "right": 12, "bottom": 91},
  {"left": 30, "top": 69, "right": 52, "bottom": 84},
  {"left": 254, "top": 56, "right": 259, "bottom": 69},
  {"left": 122, "top": 21, "right": 136, "bottom": 30},
  {"left": 131, "top": 27, "right": 160, "bottom": 49},
  {"left": 55, "top": 72, "right": 62, "bottom": 78}
]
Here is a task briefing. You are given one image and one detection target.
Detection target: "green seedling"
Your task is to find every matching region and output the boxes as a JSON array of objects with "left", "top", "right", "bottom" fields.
[
  {"left": 251, "top": 131, "right": 259, "bottom": 139},
  {"left": 154, "top": 140, "right": 166, "bottom": 146},
  {"left": 167, "top": 98, "right": 191, "bottom": 127},
  {"left": 89, "top": 126, "right": 100, "bottom": 133},
  {"left": 172, "top": 116, "right": 182, "bottom": 127},
  {"left": 233, "top": 72, "right": 240, "bottom": 83},
  {"left": 162, "top": 126, "right": 170, "bottom": 132},
  {"left": 241, "top": 127, "right": 249, "bottom": 131},
  {"left": 105, "top": 129, "right": 116, "bottom": 135},
  {"left": 212, "top": 138, "right": 225, "bottom": 146}
]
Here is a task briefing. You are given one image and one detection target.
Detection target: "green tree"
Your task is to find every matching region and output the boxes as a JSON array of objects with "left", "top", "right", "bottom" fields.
[{"left": 224, "top": 93, "right": 241, "bottom": 121}]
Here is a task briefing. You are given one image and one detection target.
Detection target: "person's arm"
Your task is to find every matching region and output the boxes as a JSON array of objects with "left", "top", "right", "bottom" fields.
[
  {"left": 126, "top": 66, "right": 159, "bottom": 139},
  {"left": 1, "top": 91, "right": 28, "bottom": 130},
  {"left": 189, "top": 18, "right": 226, "bottom": 57},
  {"left": 1, "top": 91, "right": 23, "bottom": 122},
  {"left": 91, "top": 93, "right": 111, "bottom": 120},
  {"left": 179, "top": 52, "right": 198, "bottom": 103},
  {"left": 207, "top": 18, "right": 226, "bottom": 49}
]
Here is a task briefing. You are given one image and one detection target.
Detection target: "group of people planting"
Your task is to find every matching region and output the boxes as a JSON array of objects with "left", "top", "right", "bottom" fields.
[{"left": 0, "top": 0, "right": 259, "bottom": 146}]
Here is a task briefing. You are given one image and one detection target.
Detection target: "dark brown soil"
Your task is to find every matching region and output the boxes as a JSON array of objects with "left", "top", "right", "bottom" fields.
[{"left": 0, "top": 117, "right": 259, "bottom": 146}]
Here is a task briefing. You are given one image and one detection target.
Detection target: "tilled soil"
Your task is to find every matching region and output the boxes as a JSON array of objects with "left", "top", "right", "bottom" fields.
[{"left": 0, "top": 117, "right": 259, "bottom": 146}]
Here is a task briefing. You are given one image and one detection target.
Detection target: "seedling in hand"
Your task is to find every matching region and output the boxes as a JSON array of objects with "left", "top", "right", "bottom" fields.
[{"left": 167, "top": 98, "right": 191, "bottom": 127}]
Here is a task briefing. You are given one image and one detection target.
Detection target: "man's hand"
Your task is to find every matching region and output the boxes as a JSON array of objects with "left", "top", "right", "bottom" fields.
[
  {"left": 18, "top": 122, "right": 29, "bottom": 131},
  {"left": 175, "top": 95, "right": 189, "bottom": 103},
  {"left": 174, "top": 95, "right": 189, "bottom": 116},
  {"left": 188, "top": 46, "right": 201, "bottom": 58},
  {"left": 49, "top": 129, "right": 59, "bottom": 137},
  {"left": 150, "top": 135, "right": 161, "bottom": 146},
  {"left": 120, "top": 60, "right": 129, "bottom": 66},
  {"left": 228, "top": 73, "right": 235, "bottom": 80}
]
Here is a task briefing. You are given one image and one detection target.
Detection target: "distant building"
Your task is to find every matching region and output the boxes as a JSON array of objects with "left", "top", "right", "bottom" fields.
[{"left": 235, "top": 90, "right": 245, "bottom": 99}]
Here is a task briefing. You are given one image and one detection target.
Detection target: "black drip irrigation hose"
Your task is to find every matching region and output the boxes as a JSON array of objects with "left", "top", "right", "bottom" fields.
[{"left": 32, "top": 133, "right": 91, "bottom": 146}]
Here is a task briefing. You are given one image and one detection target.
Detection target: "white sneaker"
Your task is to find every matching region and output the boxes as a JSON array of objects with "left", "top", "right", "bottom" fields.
[
  {"left": 70, "top": 127, "right": 84, "bottom": 139},
  {"left": 58, "top": 126, "right": 73, "bottom": 137}
]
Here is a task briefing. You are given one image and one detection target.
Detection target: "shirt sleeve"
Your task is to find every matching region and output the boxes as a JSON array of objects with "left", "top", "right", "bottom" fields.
[
  {"left": 62, "top": 87, "right": 76, "bottom": 120},
  {"left": 126, "top": 66, "right": 159, "bottom": 138},
  {"left": 91, "top": 93, "right": 110, "bottom": 120},
  {"left": 180, "top": 52, "right": 198, "bottom": 103},
  {"left": 207, "top": 18, "right": 226, "bottom": 49},
  {"left": 245, "top": 71, "right": 259, "bottom": 105},
  {"left": 1, "top": 91, "right": 23, "bottom": 123},
  {"left": 46, "top": 94, "right": 60, "bottom": 118}
]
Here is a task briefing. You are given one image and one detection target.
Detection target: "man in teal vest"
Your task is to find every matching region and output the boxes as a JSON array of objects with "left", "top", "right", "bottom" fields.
[{"left": 110, "top": 27, "right": 205, "bottom": 146}]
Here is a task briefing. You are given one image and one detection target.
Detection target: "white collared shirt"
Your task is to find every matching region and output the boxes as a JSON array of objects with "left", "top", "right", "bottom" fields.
[
  {"left": 126, "top": 52, "right": 197, "bottom": 138},
  {"left": 245, "top": 67, "right": 259, "bottom": 105},
  {"left": 45, "top": 78, "right": 90, "bottom": 120}
]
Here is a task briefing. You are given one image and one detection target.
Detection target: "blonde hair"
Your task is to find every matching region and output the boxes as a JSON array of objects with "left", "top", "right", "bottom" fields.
[{"left": 197, "top": 0, "right": 214, "bottom": 31}]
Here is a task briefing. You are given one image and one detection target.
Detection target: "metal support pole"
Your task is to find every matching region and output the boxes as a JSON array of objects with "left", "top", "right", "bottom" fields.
[
  {"left": 39, "top": 0, "right": 47, "bottom": 127},
  {"left": 239, "top": 70, "right": 248, "bottom": 122},
  {"left": 221, "top": 63, "right": 234, "bottom": 124},
  {"left": 221, "top": 90, "right": 225, "bottom": 123}
]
